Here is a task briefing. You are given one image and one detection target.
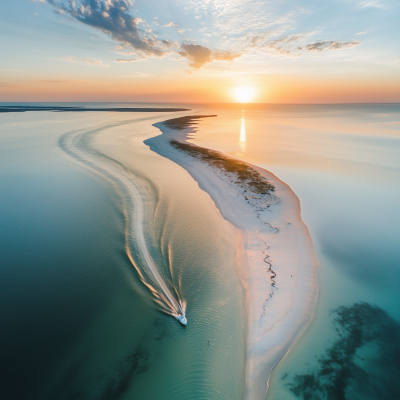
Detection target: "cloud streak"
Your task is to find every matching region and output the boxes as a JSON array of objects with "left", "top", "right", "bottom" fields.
[
  {"left": 300, "top": 40, "right": 360, "bottom": 52},
  {"left": 115, "top": 58, "right": 140, "bottom": 63},
  {"left": 59, "top": 55, "right": 109, "bottom": 66}
]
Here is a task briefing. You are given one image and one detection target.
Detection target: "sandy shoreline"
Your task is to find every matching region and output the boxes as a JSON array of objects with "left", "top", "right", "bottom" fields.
[{"left": 146, "top": 117, "right": 319, "bottom": 400}]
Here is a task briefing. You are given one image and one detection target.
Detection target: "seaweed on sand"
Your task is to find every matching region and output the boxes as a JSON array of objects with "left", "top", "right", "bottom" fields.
[
  {"left": 162, "top": 115, "right": 217, "bottom": 130},
  {"left": 169, "top": 139, "right": 275, "bottom": 196}
]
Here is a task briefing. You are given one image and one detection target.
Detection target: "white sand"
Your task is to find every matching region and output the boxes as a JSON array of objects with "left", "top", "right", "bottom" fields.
[{"left": 146, "top": 121, "right": 319, "bottom": 400}]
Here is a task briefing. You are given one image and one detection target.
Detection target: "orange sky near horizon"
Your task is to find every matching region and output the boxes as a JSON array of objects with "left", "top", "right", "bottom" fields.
[{"left": 2, "top": 73, "right": 399, "bottom": 104}]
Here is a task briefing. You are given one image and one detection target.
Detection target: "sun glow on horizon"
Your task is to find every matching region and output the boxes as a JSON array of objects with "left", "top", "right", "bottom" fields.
[{"left": 232, "top": 86, "right": 256, "bottom": 103}]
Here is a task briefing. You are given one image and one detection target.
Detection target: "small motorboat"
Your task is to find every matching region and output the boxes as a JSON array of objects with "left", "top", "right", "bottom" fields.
[{"left": 178, "top": 314, "right": 187, "bottom": 325}]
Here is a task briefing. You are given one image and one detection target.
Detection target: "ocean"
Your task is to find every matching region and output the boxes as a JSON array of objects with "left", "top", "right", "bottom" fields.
[
  {"left": 187, "top": 103, "right": 400, "bottom": 399},
  {"left": 1, "top": 103, "right": 399, "bottom": 399}
]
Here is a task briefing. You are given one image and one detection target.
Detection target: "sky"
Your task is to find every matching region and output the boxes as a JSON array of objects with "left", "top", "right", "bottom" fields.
[{"left": 0, "top": 0, "right": 399, "bottom": 103}]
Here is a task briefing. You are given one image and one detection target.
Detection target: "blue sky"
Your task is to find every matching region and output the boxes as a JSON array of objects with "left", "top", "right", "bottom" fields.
[{"left": 0, "top": 0, "right": 399, "bottom": 102}]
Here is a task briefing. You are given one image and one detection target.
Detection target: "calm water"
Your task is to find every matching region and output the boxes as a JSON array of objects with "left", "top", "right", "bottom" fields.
[
  {"left": 187, "top": 104, "right": 400, "bottom": 399},
  {"left": 0, "top": 108, "right": 245, "bottom": 400},
  {"left": 1, "top": 104, "right": 399, "bottom": 400}
]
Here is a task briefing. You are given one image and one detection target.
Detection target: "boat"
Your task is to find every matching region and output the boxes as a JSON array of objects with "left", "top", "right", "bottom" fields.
[{"left": 178, "top": 314, "right": 187, "bottom": 325}]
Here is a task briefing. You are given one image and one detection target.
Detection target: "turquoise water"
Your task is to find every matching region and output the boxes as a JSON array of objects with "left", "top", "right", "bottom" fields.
[
  {"left": 1, "top": 104, "right": 399, "bottom": 399},
  {"left": 0, "top": 109, "right": 245, "bottom": 400},
  {"left": 187, "top": 104, "right": 400, "bottom": 399}
]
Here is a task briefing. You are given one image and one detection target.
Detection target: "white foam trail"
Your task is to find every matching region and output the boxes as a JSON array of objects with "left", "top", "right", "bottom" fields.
[{"left": 60, "top": 127, "right": 185, "bottom": 319}]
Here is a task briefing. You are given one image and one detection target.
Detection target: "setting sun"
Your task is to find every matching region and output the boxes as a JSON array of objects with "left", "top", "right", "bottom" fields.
[{"left": 232, "top": 86, "right": 256, "bottom": 103}]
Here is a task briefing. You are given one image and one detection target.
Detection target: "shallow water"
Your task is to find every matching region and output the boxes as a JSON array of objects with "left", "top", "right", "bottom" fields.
[
  {"left": 186, "top": 104, "right": 400, "bottom": 399},
  {"left": 0, "top": 109, "right": 245, "bottom": 400},
  {"left": 1, "top": 104, "right": 399, "bottom": 400}
]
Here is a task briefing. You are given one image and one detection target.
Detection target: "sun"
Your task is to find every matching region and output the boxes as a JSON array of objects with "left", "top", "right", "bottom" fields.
[{"left": 232, "top": 86, "right": 256, "bottom": 103}]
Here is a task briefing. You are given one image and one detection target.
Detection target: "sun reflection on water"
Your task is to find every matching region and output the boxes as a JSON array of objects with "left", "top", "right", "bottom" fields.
[{"left": 239, "top": 118, "right": 246, "bottom": 152}]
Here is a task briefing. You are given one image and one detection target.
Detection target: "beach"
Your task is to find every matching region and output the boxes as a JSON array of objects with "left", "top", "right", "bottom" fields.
[{"left": 145, "top": 116, "right": 319, "bottom": 400}]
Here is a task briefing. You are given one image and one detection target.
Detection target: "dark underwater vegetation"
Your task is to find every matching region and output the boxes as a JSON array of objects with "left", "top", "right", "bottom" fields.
[
  {"left": 51, "top": 346, "right": 149, "bottom": 400},
  {"left": 48, "top": 316, "right": 171, "bottom": 400},
  {"left": 285, "top": 302, "right": 400, "bottom": 400}
]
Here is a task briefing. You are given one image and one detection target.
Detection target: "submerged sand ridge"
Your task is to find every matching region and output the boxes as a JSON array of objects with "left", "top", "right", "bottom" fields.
[{"left": 145, "top": 116, "right": 319, "bottom": 400}]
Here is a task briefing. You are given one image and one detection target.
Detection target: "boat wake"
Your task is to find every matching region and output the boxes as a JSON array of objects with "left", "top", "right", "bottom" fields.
[{"left": 59, "top": 126, "right": 186, "bottom": 322}]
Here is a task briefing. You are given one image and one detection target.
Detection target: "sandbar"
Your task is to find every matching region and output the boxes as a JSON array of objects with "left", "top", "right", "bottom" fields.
[{"left": 146, "top": 115, "right": 319, "bottom": 400}]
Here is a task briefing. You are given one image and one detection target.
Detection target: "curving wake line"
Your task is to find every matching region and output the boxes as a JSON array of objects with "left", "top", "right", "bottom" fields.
[{"left": 60, "top": 127, "right": 186, "bottom": 323}]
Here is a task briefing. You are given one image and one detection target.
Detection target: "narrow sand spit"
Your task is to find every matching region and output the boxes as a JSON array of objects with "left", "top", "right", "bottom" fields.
[{"left": 146, "top": 116, "right": 319, "bottom": 400}]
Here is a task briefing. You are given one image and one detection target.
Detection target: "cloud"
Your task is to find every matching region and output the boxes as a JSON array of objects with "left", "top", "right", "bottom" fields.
[
  {"left": 356, "top": 31, "right": 367, "bottom": 35},
  {"left": 164, "top": 22, "right": 179, "bottom": 28},
  {"left": 264, "top": 32, "right": 315, "bottom": 54},
  {"left": 357, "top": 0, "right": 385, "bottom": 8},
  {"left": 115, "top": 58, "right": 139, "bottom": 63},
  {"left": 300, "top": 40, "right": 360, "bottom": 52},
  {"left": 178, "top": 43, "right": 241, "bottom": 68},
  {"left": 47, "top": 0, "right": 168, "bottom": 57},
  {"left": 241, "top": 30, "right": 361, "bottom": 57},
  {"left": 178, "top": 44, "right": 212, "bottom": 68},
  {"left": 43, "top": 1, "right": 362, "bottom": 70},
  {"left": 164, "top": 22, "right": 186, "bottom": 33},
  {"left": 181, "top": 0, "right": 295, "bottom": 38},
  {"left": 46, "top": 2, "right": 241, "bottom": 69},
  {"left": 213, "top": 50, "right": 241, "bottom": 62},
  {"left": 180, "top": 1, "right": 362, "bottom": 60},
  {"left": 59, "top": 55, "right": 109, "bottom": 66},
  {"left": 245, "top": 31, "right": 313, "bottom": 56}
]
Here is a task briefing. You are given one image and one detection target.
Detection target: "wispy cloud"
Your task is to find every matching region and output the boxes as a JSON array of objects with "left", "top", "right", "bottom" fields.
[
  {"left": 59, "top": 55, "right": 109, "bottom": 66},
  {"left": 357, "top": 0, "right": 385, "bottom": 8},
  {"left": 300, "top": 40, "right": 360, "bottom": 52},
  {"left": 164, "top": 22, "right": 186, "bottom": 33},
  {"left": 115, "top": 58, "right": 140, "bottom": 63},
  {"left": 178, "top": 0, "right": 361, "bottom": 60},
  {"left": 356, "top": 31, "right": 367, "bottom": 35},
  {"left": 241, "top": 31, "right": 360, "bottom": 57},
  {"left": 258, "top": 31, "right": 315, "bottom": 55}
]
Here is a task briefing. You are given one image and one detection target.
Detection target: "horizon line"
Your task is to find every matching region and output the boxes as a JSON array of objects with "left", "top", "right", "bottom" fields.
[{"left": 1, "top": 101, "right": 399, "bottom": 106}]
